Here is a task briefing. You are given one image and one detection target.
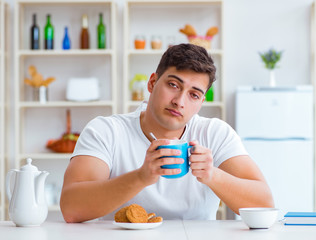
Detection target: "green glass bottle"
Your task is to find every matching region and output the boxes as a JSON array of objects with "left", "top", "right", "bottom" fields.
[
  {"left": 44, "top": 14, "right": 54, "bottom": 49},
  {"left": 205, "top": 86, "right": 214, "bottom": 101},
  {"left": 97, "top": 13, "right": 106, "bottom": 49}
]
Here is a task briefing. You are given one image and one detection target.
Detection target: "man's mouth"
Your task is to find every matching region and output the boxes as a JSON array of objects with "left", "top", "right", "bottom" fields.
[{"left": 166, "top": 108, "right": 183, "bottom": 117}]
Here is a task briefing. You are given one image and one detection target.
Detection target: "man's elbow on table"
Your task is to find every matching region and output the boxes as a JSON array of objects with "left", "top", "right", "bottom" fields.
[{"left": 60, "top": 192, "right": 82, "bottom": 223}]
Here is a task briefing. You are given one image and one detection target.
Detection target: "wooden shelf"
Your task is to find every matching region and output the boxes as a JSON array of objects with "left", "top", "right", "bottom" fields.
[
  {"left": 126, "top": 0, "right": 222, "bottom": 5},
  {"left": 48, "top": 205, "right": 61, "bottom": 211},
  {"left": 127, "top": 49, "right": 223, "bottom": 56},
  {"left": 14, "top": 0, "right": 117, "bottom": 215},
  {"left": 126, "top": 101, "right": 224, "bottom": 108},
  {"left": 19, "top": 153, "right": 72, "bottom": 160},
  {"left": 18, "top": 49, "right": 114, "bottom": 57},
  {"left": 0, "top": 0, "right": 7, "bottom": 221},
  {"left": 202, "top": 101, "right": 225, "bottom": 107},
  {"left": 123, "top": 0, "right": 225, "bottom": 119},
  {"left": 18, "top": 101, "right": 114, "bottom": 108},
  {"left": 17, "top": 0, "right": 113, "bottom": 4},
  {"left": 126, "top": 100, "right": 143, "bottom": 107}
]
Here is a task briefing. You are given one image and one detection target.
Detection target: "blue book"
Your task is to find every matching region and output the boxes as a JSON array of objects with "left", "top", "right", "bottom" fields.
[{"left": 284, "top": 212, "right": 316, "bottom": 225}]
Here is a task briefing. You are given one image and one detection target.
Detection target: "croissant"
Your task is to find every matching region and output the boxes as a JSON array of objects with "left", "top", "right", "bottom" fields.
[
  {"left": 206, "top": 27, "right": 218, "bottom": 37},
  {"left": 179, "top": 24, "right": 197, "bottom": 37}
]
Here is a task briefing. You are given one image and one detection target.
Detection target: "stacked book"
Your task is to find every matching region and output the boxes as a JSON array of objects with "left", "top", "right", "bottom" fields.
[{"left": 284, "top": 212, "right": 316, "bottom": 225}]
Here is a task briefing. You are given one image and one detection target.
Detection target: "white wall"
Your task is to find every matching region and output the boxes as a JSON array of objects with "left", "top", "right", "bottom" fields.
[
  {"left": 6, "top": 0, "right": 313, "bottom": 129},
  {"left": 225, "top": 0, "right": 312, "bottom": 127}
]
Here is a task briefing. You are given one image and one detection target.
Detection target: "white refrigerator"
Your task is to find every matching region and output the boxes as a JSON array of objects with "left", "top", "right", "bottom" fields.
[{"left": 235, "top": 86, "right": 314, "bottom": 218}]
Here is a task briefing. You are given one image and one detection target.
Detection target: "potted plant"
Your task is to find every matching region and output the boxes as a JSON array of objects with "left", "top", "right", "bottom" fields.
[
  {"left": 259, "top": 48, "right": 283, "bottom": 87},
  {"left": 24, "top": 65, "right": 55, "bottom": 103}
]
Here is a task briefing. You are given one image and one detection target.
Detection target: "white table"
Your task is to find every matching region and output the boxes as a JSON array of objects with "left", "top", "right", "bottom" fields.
[{"left": 1, "top": 220, "right": 316, "bottom": 240}]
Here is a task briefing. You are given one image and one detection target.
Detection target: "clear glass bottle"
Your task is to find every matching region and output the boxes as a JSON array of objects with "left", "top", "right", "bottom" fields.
[
  {"left": 97, "top": 13, "right": 106, "bottom": 49},
  {"left": 30, "top": 14, "right": 40, "bottom": 50},
  {"left": 80, "top": 14, "right": 89, "bottom": 49},
  {"left": 130, "top": 74, "right": 148, "bottom": 101},
  {"left": 167, "top": 36, "right": 176, "bottom": 48},
  {"left": 44, "top": 14, "right": 54, "bottom": 50}
]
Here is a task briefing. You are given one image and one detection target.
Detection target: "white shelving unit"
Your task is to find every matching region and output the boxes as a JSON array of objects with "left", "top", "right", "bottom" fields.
[
  {"left": 123, "top": 0, "right": 226, "bottom": 219},
  {"left": 123, "top": 0, "right": 225, "bottom": 120},
  {"left": 0, "top": 0, "right": 7, "bottom": 221},
  {"left": 14, "top": 0, "right": 117, "bottom": 215}
]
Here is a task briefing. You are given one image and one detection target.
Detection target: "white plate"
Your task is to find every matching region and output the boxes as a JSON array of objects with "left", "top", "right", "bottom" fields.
[{"left": 113, "top": 221, "right": 163, "bottom": 230}]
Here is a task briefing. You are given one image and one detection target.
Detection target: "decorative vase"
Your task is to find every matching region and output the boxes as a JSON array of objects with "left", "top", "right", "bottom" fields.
[
  {"left": 269, "top": 70, "right": 276, "bottom": 87},
  {"left": 33, "top": 86, "right": 48, "bottom": 104}
]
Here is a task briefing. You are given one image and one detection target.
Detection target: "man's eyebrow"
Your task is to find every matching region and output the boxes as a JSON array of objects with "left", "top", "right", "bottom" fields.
[{"left": 168, "top": 74, "right": 205, "bottom": 95}]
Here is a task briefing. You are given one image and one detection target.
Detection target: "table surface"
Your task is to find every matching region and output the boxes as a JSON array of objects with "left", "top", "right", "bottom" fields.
[{"left": 1, "top": 220, "right": 316, "bottom": 240}]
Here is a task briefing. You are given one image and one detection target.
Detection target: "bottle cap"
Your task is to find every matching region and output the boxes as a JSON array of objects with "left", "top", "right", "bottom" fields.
[{"left": 82, "top": 14, "right": 88, "bottom": 28}]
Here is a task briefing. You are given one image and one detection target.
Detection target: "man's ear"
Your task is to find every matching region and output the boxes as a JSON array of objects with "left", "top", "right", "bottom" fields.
[{"left": 148, "top": 73, "right": 157, "bottom": 93}]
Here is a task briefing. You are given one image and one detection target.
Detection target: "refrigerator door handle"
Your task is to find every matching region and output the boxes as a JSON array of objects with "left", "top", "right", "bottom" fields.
[{"left": 242, "top": 137, "right": 312, "bottom": 141}]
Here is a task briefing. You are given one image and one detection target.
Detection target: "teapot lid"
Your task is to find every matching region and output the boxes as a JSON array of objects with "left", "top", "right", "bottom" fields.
[{"left": 20, "top": 158, "right": 39, "bottom": 171}]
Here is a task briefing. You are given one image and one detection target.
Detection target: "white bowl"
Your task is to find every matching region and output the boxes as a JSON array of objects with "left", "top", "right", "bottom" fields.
[{"left": 239, "top": 208, "right": 279, "bottom": 229}]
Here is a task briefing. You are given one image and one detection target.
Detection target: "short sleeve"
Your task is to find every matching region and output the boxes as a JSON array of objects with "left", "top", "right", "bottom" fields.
[
  {"left": 71, "top": 117, "right": 115, "bottom": 169},
  {"left": 208, "top": 119, "right": 248, "bottom": 168}
]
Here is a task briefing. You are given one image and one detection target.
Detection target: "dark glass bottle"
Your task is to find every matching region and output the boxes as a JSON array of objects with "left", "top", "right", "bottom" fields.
[
  {"left": 44, "top": 14, "right": 54, "bottom": 50},
  {"left": 62, "top": 27, "right": 71, "bottom": 50},
  {"left": 97, "top": 13, "right": 106, "bottom": 49},
  {"left": 30, "top": 14, "right": 40, "bottom": 50},
  {"left": 80, "top": 14, "right": 89, "bottom": 49}
]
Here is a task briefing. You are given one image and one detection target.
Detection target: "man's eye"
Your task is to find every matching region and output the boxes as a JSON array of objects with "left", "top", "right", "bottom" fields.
[
  {"left": 169, "top": 83, "right": 177, "bottom": 88},
  {"left": 191, "top": 93, "right": 199, "bottom": 99}
]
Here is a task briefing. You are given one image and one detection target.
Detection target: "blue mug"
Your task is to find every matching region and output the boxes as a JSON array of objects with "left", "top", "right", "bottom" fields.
[{"left": 157, "top": 140, "right": 192, "bottom": 179}]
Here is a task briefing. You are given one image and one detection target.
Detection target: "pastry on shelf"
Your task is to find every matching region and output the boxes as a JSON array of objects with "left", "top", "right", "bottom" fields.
[
  {"left": 179, "top": 24, "right": 197, "bottom": 37},
  {"left": 179, "top": 24, "right": 218, "bottom": 49},
  {"left": 46, "top": 110, "right": 80, "bottom": 153},
  {"left": 206, "top": 26, "right": 218, "bottom": 37}
]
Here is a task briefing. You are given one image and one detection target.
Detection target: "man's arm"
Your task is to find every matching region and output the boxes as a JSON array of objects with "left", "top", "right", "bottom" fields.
[
  {"left": 60, "top": 155, "right": 148, "bottom": 223},
  {"left": 60, "top": 139, "right": 182, "bottom": 223},
  {"left": 213, "top": 155, "right": 274, "bottom": 214},
  {"left": 189, "top": 142, "right": 274, "bottom": 214}
]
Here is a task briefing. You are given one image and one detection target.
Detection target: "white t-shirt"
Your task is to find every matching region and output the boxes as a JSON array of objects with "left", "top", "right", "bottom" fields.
[{"left": 72, "top": 102, "right": 248, "bottom": 220}]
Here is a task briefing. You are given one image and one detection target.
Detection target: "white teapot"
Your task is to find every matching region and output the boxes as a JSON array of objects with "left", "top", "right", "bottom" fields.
[{"left": 6, "top": 158, "right": 49, "bottom": 227}]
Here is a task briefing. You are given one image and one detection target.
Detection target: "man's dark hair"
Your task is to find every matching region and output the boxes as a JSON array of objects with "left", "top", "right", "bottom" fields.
[{"left": 155, "top": 43, "right": 216, "bottom": 91}]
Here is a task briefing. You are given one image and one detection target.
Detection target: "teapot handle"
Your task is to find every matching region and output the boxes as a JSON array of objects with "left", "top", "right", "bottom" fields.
[{"left": 5, "top": 170, "right": 16, "bottom": 201}]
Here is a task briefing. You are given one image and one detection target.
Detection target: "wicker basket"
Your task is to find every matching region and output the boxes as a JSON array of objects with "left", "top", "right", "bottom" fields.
[
  {"left": 46, "top": 110, "right": 79, "bottom": 153},
  {"left": 188, "top": 36, "right": 212, "bottom": 49},
  {"left": 46, "top": 138, "right": 77, "bottom": 153}
]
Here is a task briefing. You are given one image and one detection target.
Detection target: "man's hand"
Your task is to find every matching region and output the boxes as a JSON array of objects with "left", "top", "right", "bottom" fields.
[
  {"left": 137, "top": 139, "right": 183, "bottom": 185},
  {"left": 189, "top": 140, "right": 214, "bottom": 185}
]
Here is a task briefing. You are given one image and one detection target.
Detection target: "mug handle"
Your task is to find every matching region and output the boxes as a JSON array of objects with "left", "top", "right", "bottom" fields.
[
  {"left": 6, "top": 170, "right": 16, "bottom": 201},
  {"left": 187, "top": 145, "right": 193, "bottom": 165}
]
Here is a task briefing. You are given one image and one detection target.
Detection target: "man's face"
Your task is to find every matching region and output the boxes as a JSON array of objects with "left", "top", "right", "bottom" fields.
[{"left": 147, "top": 67, "right": 209, "bottom": 131}]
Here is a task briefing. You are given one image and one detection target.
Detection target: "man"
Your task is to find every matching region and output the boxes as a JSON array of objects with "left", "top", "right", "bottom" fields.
[{"left": 60, "top": 44, "right": 273, "bottom": 223}]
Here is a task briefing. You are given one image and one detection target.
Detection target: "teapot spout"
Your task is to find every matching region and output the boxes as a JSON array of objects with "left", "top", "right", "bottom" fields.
[{"left": 35, "top": 171, "right": 49, "bottom": 205}]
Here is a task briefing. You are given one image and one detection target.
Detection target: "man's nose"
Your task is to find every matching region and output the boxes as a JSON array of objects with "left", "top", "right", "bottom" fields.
[{"left": 171, "top": 92, "right": 185, "bottom": 108}]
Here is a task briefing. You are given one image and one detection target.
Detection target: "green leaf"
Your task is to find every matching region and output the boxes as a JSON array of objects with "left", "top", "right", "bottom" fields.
[{"left": 259, "top": 48, "right": 283, "bottom": 70}]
